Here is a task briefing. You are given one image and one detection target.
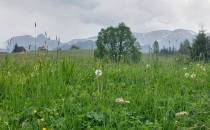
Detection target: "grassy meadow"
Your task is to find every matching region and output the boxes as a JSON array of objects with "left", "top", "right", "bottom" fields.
[{"left": 0, "top": 50, "right": 210, "bottom": 130}]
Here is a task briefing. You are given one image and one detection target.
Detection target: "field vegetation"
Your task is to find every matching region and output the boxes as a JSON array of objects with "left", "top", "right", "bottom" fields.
[{"left": 0, "top": 50, "right": 210, "bottom": 130}]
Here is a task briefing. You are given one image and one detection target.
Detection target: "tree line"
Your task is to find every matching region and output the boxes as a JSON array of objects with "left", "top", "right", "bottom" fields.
[{"left": 152, "top": 29, "right": 210, "bottom": 62}]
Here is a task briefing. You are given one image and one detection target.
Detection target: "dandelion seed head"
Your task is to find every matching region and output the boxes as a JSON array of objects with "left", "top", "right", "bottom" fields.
[
  {"left": 95, "top": 69, "right": 102, "bottom": 77},
  {"left": 184, "top": 73, "right": 190, "bottom": 78},
  {"left": 191, "top": 73, "right": 196, "bottom": 79},
  {"left": 146, "top": 64, "right": 151, "bottom": 69}
]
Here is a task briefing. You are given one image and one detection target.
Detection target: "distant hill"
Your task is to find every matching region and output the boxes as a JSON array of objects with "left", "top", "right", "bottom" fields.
[
  {"left": 5, "top": 29, "right": 210, "bottom": 53},
  {"left": 134, "top": 29, "right": 197, "bottom": 52},
  {"left": 7, "top": 34, "right": 66, "bottom": 52},
  {"left": 61, "top": 37, "right": 96, "bottom": 50}
]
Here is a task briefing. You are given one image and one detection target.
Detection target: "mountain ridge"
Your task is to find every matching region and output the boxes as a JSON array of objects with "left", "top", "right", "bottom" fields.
[{"left": 3, "top": 29, "right": 209, "bottom": 52}]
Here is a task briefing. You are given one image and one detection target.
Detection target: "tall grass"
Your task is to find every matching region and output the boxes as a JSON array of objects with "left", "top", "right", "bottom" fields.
[{"left": 0, "top": 50, "right": 210, "bottom": 129}]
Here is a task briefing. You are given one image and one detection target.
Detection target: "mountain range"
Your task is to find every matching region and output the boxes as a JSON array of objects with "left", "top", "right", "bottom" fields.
[{"left": 4, "top": 29, "right": 210, "bottom": 53}]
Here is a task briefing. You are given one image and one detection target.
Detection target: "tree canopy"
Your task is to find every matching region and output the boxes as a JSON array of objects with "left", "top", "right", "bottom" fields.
[
  {"left": 153, "top": 40, "right": 159, "bottom": 54},
  {"left": 191, "top": 30, "right": 210, "bottom": 61},
  {"left": 94, "top": 23, "right": 141, "bottom": 62},
  {"left": 179, "top": 39, "right": 191, "bottom": 56}
]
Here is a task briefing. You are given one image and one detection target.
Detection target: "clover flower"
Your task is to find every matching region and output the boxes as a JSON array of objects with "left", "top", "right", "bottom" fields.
[
  {"left": 175, "top": 111, "right": 189, "bottom": 117},
  {"left": 115, "top": 97, "right": 130, "bottom": 104}
]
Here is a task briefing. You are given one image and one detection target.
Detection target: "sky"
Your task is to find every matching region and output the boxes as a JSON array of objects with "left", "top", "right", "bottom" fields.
[{"left": 0, "top": 0, "right": 210, "bottom": 48}]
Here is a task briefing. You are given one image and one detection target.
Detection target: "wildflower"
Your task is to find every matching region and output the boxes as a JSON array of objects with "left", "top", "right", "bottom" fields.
[
  {"left": 42, "top": 128, "right": 46, "bottom": 130},
  {"left": 7, "top": 71, "right": 11, "bottom": 77},
  {"left": 191, "top": 73, "right": 196, "bottom": 79},
  {"left": 184, "top": 73, "right": 190, "bottom": 78},
  {"left": 21, "top": 121, "right": 28, "bottom": 128},
  {"left": 200, "top": 66, "right": 206, "bottom": 72},
  {"left": 33, "top": 109, "right": 37, "bottom": 114},
  {"left": 95, "top": 69, "right": 102, "bottom": 77},
  {"left": 115, "top": 97, "right": 130, "bottom": 104},
  {"left": 30, "top": 73, "right": 34, "bottom": 77},
  {"left": 33, "top": 65, "right": 39, "bottom": 71},
  {"left": 40, "top": 118, "right": 45, "bottom": 121},
  {"left": 175, "top": 111, "right": 189, "bottom": 117},
  {"left": 146, "top": 64, "right": 151, "bottom": 69}
]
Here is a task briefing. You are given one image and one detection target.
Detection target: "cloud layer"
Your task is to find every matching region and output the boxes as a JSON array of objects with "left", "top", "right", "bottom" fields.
[{"left": 0, "top": 0, "right": 210, "bottom": 48}]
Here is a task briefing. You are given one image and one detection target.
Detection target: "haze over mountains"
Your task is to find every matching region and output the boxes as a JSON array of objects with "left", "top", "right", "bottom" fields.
[{"left": 4, "top": 29, "right": 210, "bottom": 52}]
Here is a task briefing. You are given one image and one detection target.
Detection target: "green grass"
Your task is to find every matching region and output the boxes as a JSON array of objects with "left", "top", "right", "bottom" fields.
[{"left": 0, "top": 50, "right": 210, "bottom": 130}]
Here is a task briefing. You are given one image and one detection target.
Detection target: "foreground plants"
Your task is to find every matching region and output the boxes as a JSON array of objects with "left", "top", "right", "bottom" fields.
[{"left": 1, "top": 54, "right": 210, "bottom": 129}]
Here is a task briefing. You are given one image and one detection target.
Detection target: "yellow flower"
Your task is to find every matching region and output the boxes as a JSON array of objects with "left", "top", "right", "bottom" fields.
[{"left": 42, "top": 128, "right": 46, "bottom": 130}]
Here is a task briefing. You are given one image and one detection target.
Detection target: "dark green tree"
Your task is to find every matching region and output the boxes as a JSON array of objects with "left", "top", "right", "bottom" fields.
[
  {"left": 94, "top": 23, "right": 141, "bottom": 62},
  {"left": 179, "top": 39, "right": 191, "bottom": 56},
  {"left": 191, "top": 30, "right": 210, "bottom": 61},
  {"left": 153, "top": 40, "right": 159, "bottom": 54}
]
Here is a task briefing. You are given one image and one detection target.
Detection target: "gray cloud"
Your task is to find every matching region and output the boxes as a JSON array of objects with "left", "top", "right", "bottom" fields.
[{"left": 0, "top": 0, "right": 210, "bottom": 48}]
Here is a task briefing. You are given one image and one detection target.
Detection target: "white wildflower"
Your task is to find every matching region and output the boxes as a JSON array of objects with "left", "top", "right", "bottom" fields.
[
  {"left": 30, "top": 73, "right": 34, "bottom": 77},
  {"left": 33, "top": 109, "right": 37, "bottom": 114},
  {"left": 200, "top": 66, "right": 206, "bottom": 72},
  {"left": 115, "top": 97, "right": 130, "bottom": 104},
  {"left": 197, "top": 63, "right": 201, "bottom": 67},
  {"left": 40, "top": 118, "right": 45, "bottom": 121},
  {"left": 175, "top": 111, "right": 189, "bottom": 117},
  {"left": 95, "top": 69, "right": 102, "bottom": 77},
  {"left": 184, "top": 73, "right": 190, "bottom": 78},
  {"left": 191, "top": 73, "right": 196, "bottom": 79},
  {"left": 33, "top": 65, "right": 39, "bottom": 71},
  {"left": 7, "top": 71, "right": 11, "bottom": 77},
  {"left": 146, "top": 64, "right": 151, "bottom": 69}
]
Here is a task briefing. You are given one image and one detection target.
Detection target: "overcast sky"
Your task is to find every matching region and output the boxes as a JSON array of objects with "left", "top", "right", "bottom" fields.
[{"left": 0, "top": 0, "right": 210, "bottom": 48}]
